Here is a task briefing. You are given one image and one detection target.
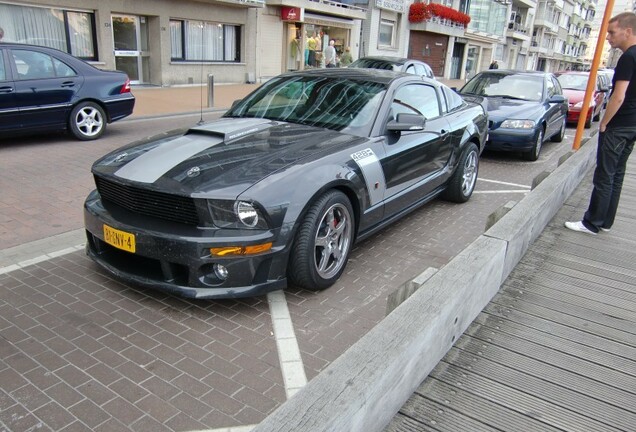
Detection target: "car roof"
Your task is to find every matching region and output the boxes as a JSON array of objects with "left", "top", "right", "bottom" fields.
[
  {"left": 278, "top": 67, "right": 433, "bottom": 85},
  {"left": 480, "top": 69, "right": 551, "bottom": 77}
]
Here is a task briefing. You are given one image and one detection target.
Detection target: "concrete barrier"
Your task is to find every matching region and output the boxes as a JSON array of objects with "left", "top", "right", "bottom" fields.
[{"left": 251, "top": 138, "right": 598, "bottom": 432}]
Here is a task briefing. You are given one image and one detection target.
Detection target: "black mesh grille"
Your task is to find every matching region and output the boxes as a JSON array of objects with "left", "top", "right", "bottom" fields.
[{"left": 95, "top": 176, "right": 200, "bottom": 225}]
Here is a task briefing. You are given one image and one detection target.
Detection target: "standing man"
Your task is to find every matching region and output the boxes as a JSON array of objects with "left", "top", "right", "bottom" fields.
[
  {"left": 325, "top": 39, "right": 337, "bottom": 68},
  {"left": 565, "top": 12, "right": 636, "bottom": 235},
  {"left": 489, "top": 60, "right": 499, "bottom": 69}
]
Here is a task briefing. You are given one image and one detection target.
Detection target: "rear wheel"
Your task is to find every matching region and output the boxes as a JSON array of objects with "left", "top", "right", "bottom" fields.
[
  {"left": 524, "top": 127, "right": 543, "bottom": 161},
  {"left": 442, "top": 143, "right": 479, "bottom": 203},
  {"left": 69, "top": 102, "right": 106, "bottom": 140},
  {"left": 288, "top": 191, "right": 354, "bottom": 291}
]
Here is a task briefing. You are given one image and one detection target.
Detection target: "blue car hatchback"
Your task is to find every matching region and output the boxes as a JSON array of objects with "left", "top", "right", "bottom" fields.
[
  {"left": 459, "top": 70, "right": 568, "bottom": 161},
  {"left": 0, "top": 43, "right": 135, "bottom": 140}
]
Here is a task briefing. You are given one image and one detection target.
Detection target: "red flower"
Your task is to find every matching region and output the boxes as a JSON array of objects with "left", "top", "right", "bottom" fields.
[{"left": 408, "top": 2, "right": 471, "bottom": 26}]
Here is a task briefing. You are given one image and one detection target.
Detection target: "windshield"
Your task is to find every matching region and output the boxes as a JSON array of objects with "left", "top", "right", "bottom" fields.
[
  {"left": 557, "top": 74, "right": 589, "bottom": 91},
  {"left": 348, "top": 58, "right": 401, "bottom": 72},
  {"left": 224, "top": 75, "right": 387, "bottom": 135},
  {"left": 461, "top": 73, "right": 544, "bottom": 101}
]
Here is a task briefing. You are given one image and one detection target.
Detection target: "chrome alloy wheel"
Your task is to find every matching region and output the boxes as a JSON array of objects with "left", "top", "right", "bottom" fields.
[
  {"left": 462, "top": 149, "right": 478, "bottom": 196},
  {"left": 313, "top": 203, "right": 353, "bottom": 280},
  {"left": 75, "top": 106, "right": 104, "bottom": 137}
]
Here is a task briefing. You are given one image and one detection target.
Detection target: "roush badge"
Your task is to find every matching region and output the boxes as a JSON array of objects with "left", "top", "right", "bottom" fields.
[{"left": 186, "top": 166, "right": 201, "bottom": 177}]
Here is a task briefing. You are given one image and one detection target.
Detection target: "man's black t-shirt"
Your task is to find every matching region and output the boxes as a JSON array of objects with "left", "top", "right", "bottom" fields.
[{"left": 608, "top": 44, "right": 636, "bottom": 127}]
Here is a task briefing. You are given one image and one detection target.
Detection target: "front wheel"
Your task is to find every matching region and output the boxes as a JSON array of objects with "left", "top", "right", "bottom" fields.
[
  {"left": 524, "top": 127, "right": 543, "bottom": 161},
  {"left": 69, "top": 102, "right": 106, "bottom": 140},
  {"left": 288, "top": 191, "right": 355, "bottom": 291},
  {"left": 442, "top": 143, "right": 479, "bottom": 203}
]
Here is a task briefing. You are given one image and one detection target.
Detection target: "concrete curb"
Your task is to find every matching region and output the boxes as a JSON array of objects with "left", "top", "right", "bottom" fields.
[{"left": 251, "top": 137, "right": 598, "bottom": 432}]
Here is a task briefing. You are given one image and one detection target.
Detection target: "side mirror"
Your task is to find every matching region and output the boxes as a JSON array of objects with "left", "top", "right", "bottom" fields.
[
  {"left": 549, "top": 94, "right": 566, "bottom": 104},
  {"left": 387, "top": 113, "right": 425, "bottom": 132}
]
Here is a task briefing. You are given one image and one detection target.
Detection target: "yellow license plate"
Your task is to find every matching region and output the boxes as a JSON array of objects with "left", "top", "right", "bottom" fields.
[{"left": 103, "top": 224, "right": 136, "bottom": 253}]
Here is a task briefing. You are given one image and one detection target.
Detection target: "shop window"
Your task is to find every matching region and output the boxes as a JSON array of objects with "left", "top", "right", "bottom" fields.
[
  {"left": 0, "top": 3, "right": 96, "bottom": 60},
  {"left": 378, "top": 20, "right": 396, "bottom": 48},
  {"left": 170, "top": 19, "right": 241, "bottom": 62}
]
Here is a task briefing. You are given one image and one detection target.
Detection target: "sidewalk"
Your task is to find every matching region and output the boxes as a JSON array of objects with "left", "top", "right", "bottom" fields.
[
  {"left": 129, "top": 84, "right": 261, "bottom": 118},
  {"left": 129, "top": 78, "right": 467, "bottom": 118}
]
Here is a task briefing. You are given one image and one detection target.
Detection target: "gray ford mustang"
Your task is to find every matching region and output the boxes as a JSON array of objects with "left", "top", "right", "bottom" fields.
[{"left": 84, "top": 68, "right": 488, "bottom": 299}]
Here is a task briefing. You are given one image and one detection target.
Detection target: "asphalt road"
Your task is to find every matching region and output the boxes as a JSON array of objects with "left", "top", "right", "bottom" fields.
[{"left": 0, "top": 115, "right": 599, "bottom": 431}]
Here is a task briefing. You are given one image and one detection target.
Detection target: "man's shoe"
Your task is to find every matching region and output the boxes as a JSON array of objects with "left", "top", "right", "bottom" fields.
[
  {"left": 564, "top": 221, "right": 597, "bottom": 235},
  {"left": 600, "top": 227, "right": 611, "bottom": 232}
]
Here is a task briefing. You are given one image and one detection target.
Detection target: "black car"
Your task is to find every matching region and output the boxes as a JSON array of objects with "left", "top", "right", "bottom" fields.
[
  {"left": 0, "top": 43, "right": 135, "bottom": 140},
  {"left": 84, "top": 69, "right": 487, "bottom": 299},
  {"left": 459, "top": 70, "right": 568, "bottom": 161},
  {"left": 349, "top": 56, "right": 435, "bottom": 79}
]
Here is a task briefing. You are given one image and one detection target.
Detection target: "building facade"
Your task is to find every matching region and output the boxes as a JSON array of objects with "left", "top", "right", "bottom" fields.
[{"left": 1, "top": 0, "right": 599, "bottom": 86}]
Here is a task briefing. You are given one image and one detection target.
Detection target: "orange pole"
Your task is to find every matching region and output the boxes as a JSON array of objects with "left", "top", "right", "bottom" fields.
[{"left": 572, "top": 0, "right": 615, "bottom": 150}]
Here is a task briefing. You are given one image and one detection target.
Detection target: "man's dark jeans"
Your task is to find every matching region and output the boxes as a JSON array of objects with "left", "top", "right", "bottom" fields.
[{"left": 583, "top": 127, "right": 636, "bottom": 232}]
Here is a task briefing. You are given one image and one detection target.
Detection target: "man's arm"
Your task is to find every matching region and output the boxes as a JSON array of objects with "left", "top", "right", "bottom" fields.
[{"left": 600, "top": 80, "right": 629, "bottom": 132}]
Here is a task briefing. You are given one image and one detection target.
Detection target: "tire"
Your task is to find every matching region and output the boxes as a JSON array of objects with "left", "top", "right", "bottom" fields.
[
  {"left": 550, "top": 116, "right": 566, "bottom": 143},
  {"left": 442, "top": 143, "right": 479, "bottom": 203},
  {"left": 69, "top": 102, "right": 106, "bottom": 140},
  {"left": 524, "top": 127, "right": 543, "bottom": 161},
  {"left": 288, "top": 191, "right": 355, "bottom": 291}
]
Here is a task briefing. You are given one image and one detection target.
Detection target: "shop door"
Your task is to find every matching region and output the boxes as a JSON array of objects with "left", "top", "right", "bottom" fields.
[
  {"left": 112, "top": 15, "right": 149, "bottom": 84},
  {"left": 409, "top": 31, "right": 447, "bottom": 76}
]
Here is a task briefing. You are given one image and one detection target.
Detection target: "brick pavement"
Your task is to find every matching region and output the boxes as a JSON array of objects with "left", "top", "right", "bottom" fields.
[{"left": 0, "top": 77, "right": 565, "bottom": 432}]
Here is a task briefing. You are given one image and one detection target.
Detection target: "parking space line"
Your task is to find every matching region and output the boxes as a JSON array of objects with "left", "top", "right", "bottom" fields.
[
  {"left": 267, "top": 290, "right": 308, "bottom": 398},
  {"left": 479, "top": 178, "right": 531, "bottom": 189}
]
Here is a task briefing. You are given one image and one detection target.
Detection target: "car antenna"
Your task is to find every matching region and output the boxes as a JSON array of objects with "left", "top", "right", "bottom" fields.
[{"left": 197, "top": 22, "right": 205, "bottom": 126}]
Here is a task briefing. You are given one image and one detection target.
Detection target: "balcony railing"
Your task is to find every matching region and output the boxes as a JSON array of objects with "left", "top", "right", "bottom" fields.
[{"left": 507, "top": 22, "right": 529, "bottom": 34}]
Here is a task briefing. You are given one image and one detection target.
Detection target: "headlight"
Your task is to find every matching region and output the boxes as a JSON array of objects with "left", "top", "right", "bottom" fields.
[
  {"left": 236, "top": 201, "right": 259, "bottom": 227},
  {"left": 500, "top": 120, "right": 536, "bottom": 129},
  {"left": 208, "top": 200, "right": 269, "bottom": 229}
]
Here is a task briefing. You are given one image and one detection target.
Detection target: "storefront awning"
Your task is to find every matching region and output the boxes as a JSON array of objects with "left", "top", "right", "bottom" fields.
[{"left": 304, "top": 12, "right": 356, "bottom": 28}]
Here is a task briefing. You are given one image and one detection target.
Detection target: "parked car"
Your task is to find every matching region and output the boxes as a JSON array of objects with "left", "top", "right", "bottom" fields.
[
  {"left": 597, "top": 68, "right": 614, "bottom": 108},
  {"left": 556, "top": 71, "right": 606, "bottom": 128},
  {"left": 84, "top": 68, "right": 488, "bottom": 299},
  {"left": 0, "top": 42, "right": 134, "bottom": 140},
  {"left": 459, "top": 69, "right": 568, "bottom": 161},
  {"left": 349, "top": 56, "right": 435, "bottom": 79}
]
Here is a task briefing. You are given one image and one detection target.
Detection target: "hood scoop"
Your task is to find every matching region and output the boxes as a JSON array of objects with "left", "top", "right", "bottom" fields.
[{"left": 188, "top": 118, "right": 275, "bottom": 142}]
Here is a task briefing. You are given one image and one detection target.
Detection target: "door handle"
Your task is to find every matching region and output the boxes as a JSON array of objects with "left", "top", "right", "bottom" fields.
[
  {"left": 0, "top": 86, "right": 14, "bottom": 93},
  {"left": 60, "top": 81, "right": 76, "bottom": 87}
]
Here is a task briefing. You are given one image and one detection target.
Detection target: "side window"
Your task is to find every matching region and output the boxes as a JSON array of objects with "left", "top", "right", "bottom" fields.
[
  {"left": 405, "top": 64, "right": 416, "bottom": 75},
  {"left": 551, "top": 77, "right": 562, "bottom": 95},
  {"left": 414, "top": 64, "right": 425, "bottom": 77},
  {"left": 392, "top": 84, "right": 441, "bottom": 120},
  {"left": 12, "top": 50, "right": 56, "bottom": 80},
  {"left": 442, "top": 86, "right": 465, "bottom": 112},
  {"left": 53, "top": 57, "right": 77, "bottom": 77},
  {"left": 546, "top": 77, "right": 556, "bottom": 98}
]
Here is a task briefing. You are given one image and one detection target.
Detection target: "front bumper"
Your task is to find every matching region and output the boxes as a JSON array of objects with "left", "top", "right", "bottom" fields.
[
  {"left": 485, "top": 127, "right": 537, "bottom": 152},
  {"left": 84, "top": 191, "right": 288, "bottom": 299}
]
